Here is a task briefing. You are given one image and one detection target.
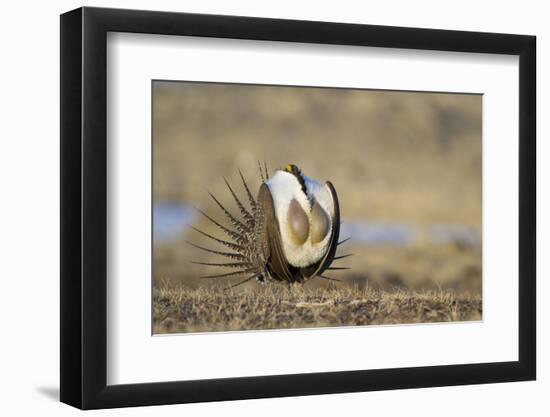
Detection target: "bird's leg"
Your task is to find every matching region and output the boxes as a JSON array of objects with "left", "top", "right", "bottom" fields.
[{"left": 255, "top": 266, "right": 270, "bottom": 284}]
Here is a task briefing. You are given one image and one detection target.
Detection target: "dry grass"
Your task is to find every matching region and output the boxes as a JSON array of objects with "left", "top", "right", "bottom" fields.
[{"left": 153, "top": 283, "right": 482, "bottom": 334}]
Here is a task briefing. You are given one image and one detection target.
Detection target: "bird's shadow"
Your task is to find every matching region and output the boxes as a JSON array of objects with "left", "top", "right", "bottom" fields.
[{"left": 36, "top": 386, "right": 59, "bottom": 401}]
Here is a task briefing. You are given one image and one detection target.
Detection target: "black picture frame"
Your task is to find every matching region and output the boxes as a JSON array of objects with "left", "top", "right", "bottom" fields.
[{"left": 60, "top": 6, "right": 536, "bottom": 410}]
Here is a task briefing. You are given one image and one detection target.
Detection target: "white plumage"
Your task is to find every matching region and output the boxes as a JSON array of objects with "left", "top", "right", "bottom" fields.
[{"left": 266, "top": 170, "right": 334, "bottom": 268}]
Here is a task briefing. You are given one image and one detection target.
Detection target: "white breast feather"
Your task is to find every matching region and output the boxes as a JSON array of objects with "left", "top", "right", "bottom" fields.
[{"left": 266, "top": 171, "right": 334, "bottom": 268}]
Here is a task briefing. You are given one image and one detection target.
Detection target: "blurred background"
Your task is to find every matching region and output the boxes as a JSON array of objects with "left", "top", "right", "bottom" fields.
[{"left": 153, "top": 81, "right": 482, "bottom": 293}]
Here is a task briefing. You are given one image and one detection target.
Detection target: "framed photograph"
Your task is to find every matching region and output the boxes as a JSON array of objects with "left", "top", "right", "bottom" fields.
[{"left": 60, "top": 6, "right": 536, "bottom": 409}]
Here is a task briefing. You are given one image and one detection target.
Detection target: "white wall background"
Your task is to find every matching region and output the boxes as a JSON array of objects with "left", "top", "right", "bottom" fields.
[{"left": 0, "top": 0, "right": 545, "bottom": 415}]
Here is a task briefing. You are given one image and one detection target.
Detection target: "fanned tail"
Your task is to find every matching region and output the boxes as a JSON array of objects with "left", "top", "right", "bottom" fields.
[
  {"left": 258, "top": 160, "right": 265, "bottom": 183},
  {"left": 337, "top": 237, "right": 351, "bottom": 246},
  {"left": 200, "top": 267, "right": 256, "bottom": 279},
  {"left": 223, "top": 177, "right": 254, "bottom": 228},
  {"left": 194, "top": 209, "right": 247, "bottom": 244},
  {"left": 333, "top": 254, "right": 353, "bottom": 260},
  {"left": 263, "top": 161, "right": 269, "bottom": 181},
  {"left": 238, "top": 169, "right": 257, "bottom": 211},
  {"left": 191, "top": 261, "right": 251, "bottom": 268},
  {"left": 318, "top": 275, "right": 341, "bottom": 282},
  {"left": 189, "top": 168, "right": 264, "bottom": 288},
  {"left": 225, "top": 275, "right": 257, "bottom": 290},
  {"left": 190, "top": 226, "right": 244, "bottom": 252},
  {"left": 208, "top": 191, "right": 249, "bottom": 234},
  {"left": 185, "top": 241, "right": 246, "bottom": 261}
]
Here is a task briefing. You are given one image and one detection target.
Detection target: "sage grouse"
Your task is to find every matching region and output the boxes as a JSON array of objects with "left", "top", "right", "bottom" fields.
[{"left": 189, "top": 163, "right": 350, "bottom": 288}]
